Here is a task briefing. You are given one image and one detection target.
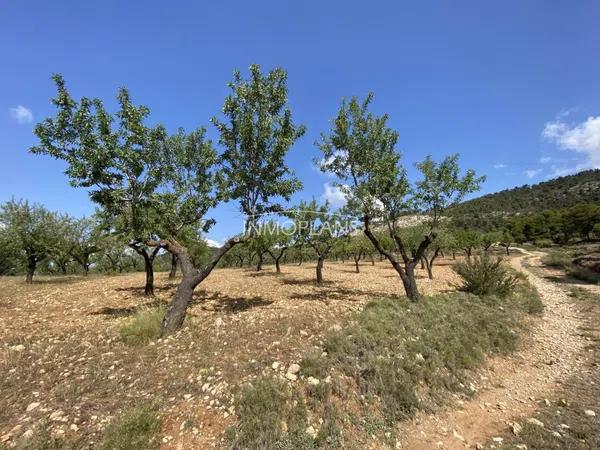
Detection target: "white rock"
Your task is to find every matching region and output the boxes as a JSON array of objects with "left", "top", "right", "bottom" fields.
[
  {"left": 492, "top": 437, "right": 504, "bottom": 443},
  {"left": 9, "top": 344, "right": 25, "bottom": 352},
  {"left": 22, "top": 429, "right": 34, "bottom": 439},
  {"left": 510, "top": 422, "right": 523, "bottom": 436},
  {"left": 584, "top": 410, "right": 596, "bottom": 417},
  {"left": 285, "top": 372, "right": 298, "bottom": 381},
  {"left": 272, "top": 362, "right": 280, "bottom": 370},
  {"left": 527, "top": 418, "right": 544, "bottom": 427},
  {"left": 287, "top": 363, "right": 301, "bottom": 375},
  {"left": 306, "top": 425, "right": 318, "bottom": 439},
  {"left": 215, "top": 318, "right": 224, "bottom": 327},
  {"left": 26, "top": 402, "right": 40, "bottom": 412},
  {"left": 452, "top": 429, "right": 465, "bottom": 442},
  {"left": 307, "top": 377, "right": 320, "bottom": 386},
  {"left": 70, "top": 424, "right": 78, "bottom": 432}
]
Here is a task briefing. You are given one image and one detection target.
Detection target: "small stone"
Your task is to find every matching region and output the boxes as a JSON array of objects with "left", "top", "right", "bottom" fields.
[
  {"left": 300, "top": 330, "right": 309, "bottom": 337},
  {"left": 272, "top": 362, "right": 280, "bottom": 370},
  {"left": 510, "top": 422, "right": 523, "bottom": 436},
  {"left": 9, "top": 344, "right": 25, "bottom": 352},
  {"left": 559, "top": 423, "right": 570, "bottom": 429},
  {"left": 307, "top": 377, "right": 320, "bottom": 386},
  {"left": 22, "top": 429, "right": 34, "bottom": 439},
  {"left": 285, "top": 372, "right": 298, "bottom": 381},
  {"left": 183, "top": 394, "right": 193, "bottom": 401},
  {"left": 492, "top": 437, "right": 504, "bottom": 443},
  {"left": 215, "top": 318, "right": 224, "bottom": 327},
  {"left": 584, "top": 410, "right": 596, "bottom": 417},
  {"left": 515, "top": 445, "right": 528, "bottom": 450},
  {"left": 70, "top": 424, "right": 78, "bottom": 432},
  {"left": 552, "top": 431, "right": 561, "bottom": 438},
  {"left": 527, "top": 418, "right": 544, "bottom": 427},
  {"left": 475, "top": 444, "right": 484, "bottom": 450},
  {"left": 287, "top": 364, "right": 301, "bottom": 375},
  {"left": 452, "top": 429, "right": 465, "bottom": 442},
  {"left": 306, "top": 425, "right": 318, "bottom": 439},
  {"left": 26, "top": 402, "right": 40, "bottom": 412}
]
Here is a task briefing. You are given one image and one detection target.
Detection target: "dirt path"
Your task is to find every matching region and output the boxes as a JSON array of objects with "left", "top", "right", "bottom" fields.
[{"left": 398, "top": 251, "right": 587, "bottom": 449}]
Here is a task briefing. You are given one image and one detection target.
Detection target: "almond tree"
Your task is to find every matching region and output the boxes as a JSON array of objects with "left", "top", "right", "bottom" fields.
[
  {"left": 0, "top": 200, "right": 62, "bottom": 283},
  {"left": 288, "top": 199, "right": 345, "bottom": 283},
  {"left": 32, "top": 65, "right": 305, "bottom": 334},
  {"left": 318, "top": 94, "right": 484, "bottom": 301},
  {"left": 32, "top": 75, "right": 168, "bottom": 295}
]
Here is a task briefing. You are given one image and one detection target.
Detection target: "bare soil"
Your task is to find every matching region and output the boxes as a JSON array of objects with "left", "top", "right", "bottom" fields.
[{"left": 0, "top": 259, "right": 459, "bottom": 448}]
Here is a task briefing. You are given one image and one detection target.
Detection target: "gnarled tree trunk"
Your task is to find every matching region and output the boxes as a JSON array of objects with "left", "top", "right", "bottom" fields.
[{"left": 316, "top": 256, "right": 324, "bottom": 284}]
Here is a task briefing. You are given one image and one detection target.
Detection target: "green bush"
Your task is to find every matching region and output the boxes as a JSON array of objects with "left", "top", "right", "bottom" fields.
[
  {"left": 541, "top": 251, "right": 571, "bottom": 269},
  {"left": 324, "top": 292, "right": 530, "bottom": 422},
  {"left": 11, "top": 421, "right": 76, "bottom": 450},
  {"left": 453, "top": 255, "right": 520, "bottom": 298},
  {"left": 119, "top": 307, "right": 164, "bottom": 345},
  {"left": 101, "top": 403, "right": 161, "bottom": 450},
  {"left": 226, "top": 378, "right": 314, "bottom": 449}
]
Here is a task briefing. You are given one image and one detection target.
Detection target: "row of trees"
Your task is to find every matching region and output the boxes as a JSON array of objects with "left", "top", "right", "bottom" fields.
[
  {"left": 26, "top": 64, "right": 482, "bottom": 335},
  {"left": 0, "top": 200, "right": 211, "bottom": 282}
]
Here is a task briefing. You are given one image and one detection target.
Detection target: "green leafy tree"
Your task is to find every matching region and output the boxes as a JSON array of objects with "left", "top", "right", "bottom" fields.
[
  {"left": 0, "top": 200, "right": 62, "bottom": 283},
  {"left": 69, "top": 217, "right": 105, "bottom": 275},
  {"left": 318, "top": 94, "right": 483, "bottom": 300},
  {"left": 32, "top": 65, "right": 304, "bottom": 334},
  {"left": 481, "top": 230, "right": 503, "bottom": 254},
  {"left": 288, "top": 199, "right": 345, "bottom": 283},
  {"left": 32, "top": 74, "right": 169, "bottom": 294},
  {"left": 265, "top": 222, "right": 293, "bottom": 273},
  {"left": 499, "top": 231, "right": 514, "bottom": 255},
  {"left": 453, "top": 229, "right": 482, "bottom": 259},
  {"left": 347, "top": 235, "right": 372, "bottom": 273}
]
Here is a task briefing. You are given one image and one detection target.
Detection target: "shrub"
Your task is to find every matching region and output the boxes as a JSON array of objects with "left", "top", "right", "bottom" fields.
[
  {"left": 226, "top": 378, "right": 314, "bottom": 449},
  {"left": 101, "top": 403, "right": 161, "bottom": 450},
  {"left": 541, "top": 251, "right": 571, "bottom": 269},
  {"left": 119, "top": 307, "right": 164, "bottom": 345},
  {"left": 453, "top": 255, "right": 520, "bottom": 298},
  {"left": 11, "top": 421, "right": 75, "bottom": 450}
]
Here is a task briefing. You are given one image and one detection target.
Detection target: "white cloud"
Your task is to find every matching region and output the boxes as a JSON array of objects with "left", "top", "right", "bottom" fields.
[
  {"left": 321, "top": 183, "right": 347, "bottom": 207},
  {"left": 493, "top": 163, "right": 506, "bottom": 169},
  {"left": 523, "top": 169, "right": 542, "bottom": 179},
  {"left": 10, "top": 105, "right": 33, "bottom": 124},
  {"left": 539, "top": 156, "right": 553, "bottom": 164},
  {"left": 204, "top": 238, "right": 221, "bottom": 248},
  {"left": 542, "top": 115, "right": 600, "bottom": 170}
]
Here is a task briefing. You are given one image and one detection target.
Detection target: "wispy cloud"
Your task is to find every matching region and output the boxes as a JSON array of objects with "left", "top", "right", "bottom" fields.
[
  {"left": 493, "top": 163, "right": 506, "bottom": 169},
  {"left": 321, "top": 183, "right": 347, "bottom": 207},
  {"left": 204, "top": 238, "right": 221, "bottom": 248},
  {"left": 10, "top": 105, "right": 33, "bottom": 124},
  {"left": 542, "top": 115, "right": 600, "bottom": 174},
  {"left": 523, "top": 169, "right": 542, "bottom": 179}
]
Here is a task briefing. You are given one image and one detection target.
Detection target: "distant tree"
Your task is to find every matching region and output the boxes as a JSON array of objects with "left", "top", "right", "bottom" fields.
[
  {"left": 481, "top": 231, "right": 503, "bottom": 254},
  {"left": 318, "top": 94, "right": 483, "bottom": 301},
  {"left": 289, "top": 199, "right": 343, "bottom": 283},
  {"left": 265, "top": 223, "right": 293, "bottom": 273},
  {"left": 453, "top": 229, "right": 482, "bottom": 260},
  {"left": 348, "top": 235, "right": 371, "bottom": 273},
  {"left": 0, "top": 226, "right": 20, "bottom": 275},
  {"left": 69, "top": 217, "right": 105, "bottom": 275},
  {"left": 498, "top": 231, "right": 514, "bottom": 255},
  {"left": 0, "top": 200, "right": 62, "bottom": 283}
]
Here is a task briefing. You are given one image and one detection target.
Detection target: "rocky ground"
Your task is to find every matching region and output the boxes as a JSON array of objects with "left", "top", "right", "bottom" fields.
[
  {"left": 0, "top": 259, "right": 459, "bottom": 448},
  {"left": 398, "top": 251, "right": 598, "bottom": 449}
]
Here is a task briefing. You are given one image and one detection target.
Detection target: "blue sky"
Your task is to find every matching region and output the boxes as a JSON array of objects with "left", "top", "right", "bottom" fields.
[{"left": 2, "top": 1, "right": 599, "bottom": 244}]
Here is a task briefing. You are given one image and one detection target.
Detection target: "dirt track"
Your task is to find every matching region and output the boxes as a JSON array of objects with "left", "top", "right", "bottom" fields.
[{"left": 398, "top": 251, "right": 588, "bottom": 449}]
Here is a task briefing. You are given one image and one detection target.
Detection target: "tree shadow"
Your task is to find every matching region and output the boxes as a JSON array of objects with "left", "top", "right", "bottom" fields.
[
  {"left": 90, "top": 299, "right": 164, "bottom": 317},
  {"left": 114, "top": 285, "right": 176, "bottom": 296},
  {"left": 247, "top": 271, "right": 281, "bottom": 278},
  {"left": 278, "top": 277, "right": 335, "bottom": 287},
  {"left": 192, "top": 290, "right": 273, "bottom": 313},
  {"left": 289, "top": 285, "right": 399, "bottom": 302}
]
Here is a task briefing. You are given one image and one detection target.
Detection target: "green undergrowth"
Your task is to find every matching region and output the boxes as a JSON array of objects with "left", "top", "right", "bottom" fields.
[
  {"left": 227, "top": 276, "right": 544, "bottom": 448},
  {"left": 119, "top": 307, "right": 165, "bottom": 345}
]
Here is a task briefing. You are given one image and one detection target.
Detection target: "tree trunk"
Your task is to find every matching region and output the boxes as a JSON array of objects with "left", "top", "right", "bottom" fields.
[
  {"left": 452, "top": 251, "right": 456, "bottom": 260},
  {"left": 505, "top": 246, "right": 510, "bottom": 255},
  {"left": 402, "top": 263, "right": 420, "bottom": 301},
  {"left": 353, "top": 255, "right": 360, "bottom": 273},
  {"left": 275, "top": 257, "right": 281, "bottom": 273},
  {"left": 25, "top": 255, "right": 36, "bottom": 284},
  {"left": 169, "top": 254, "right": 178, "bottom": 279},
  {"left": 161, "top": 236, "right": 243, "bottom": 335},
  {"left": 256, "top": 252, "right": 263, "bottom": 271},
  {"left": 370, "top": 254, "right": 375, "bottom": 265},
  {"left": 143, "top": 253, "right": 154, "bottom": 296},
  {"left": 84, "top": 265, "right": 89, "bottom": 276},
  {"left": 316, "top": 256, "right": 324, "bottom": 283}
]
